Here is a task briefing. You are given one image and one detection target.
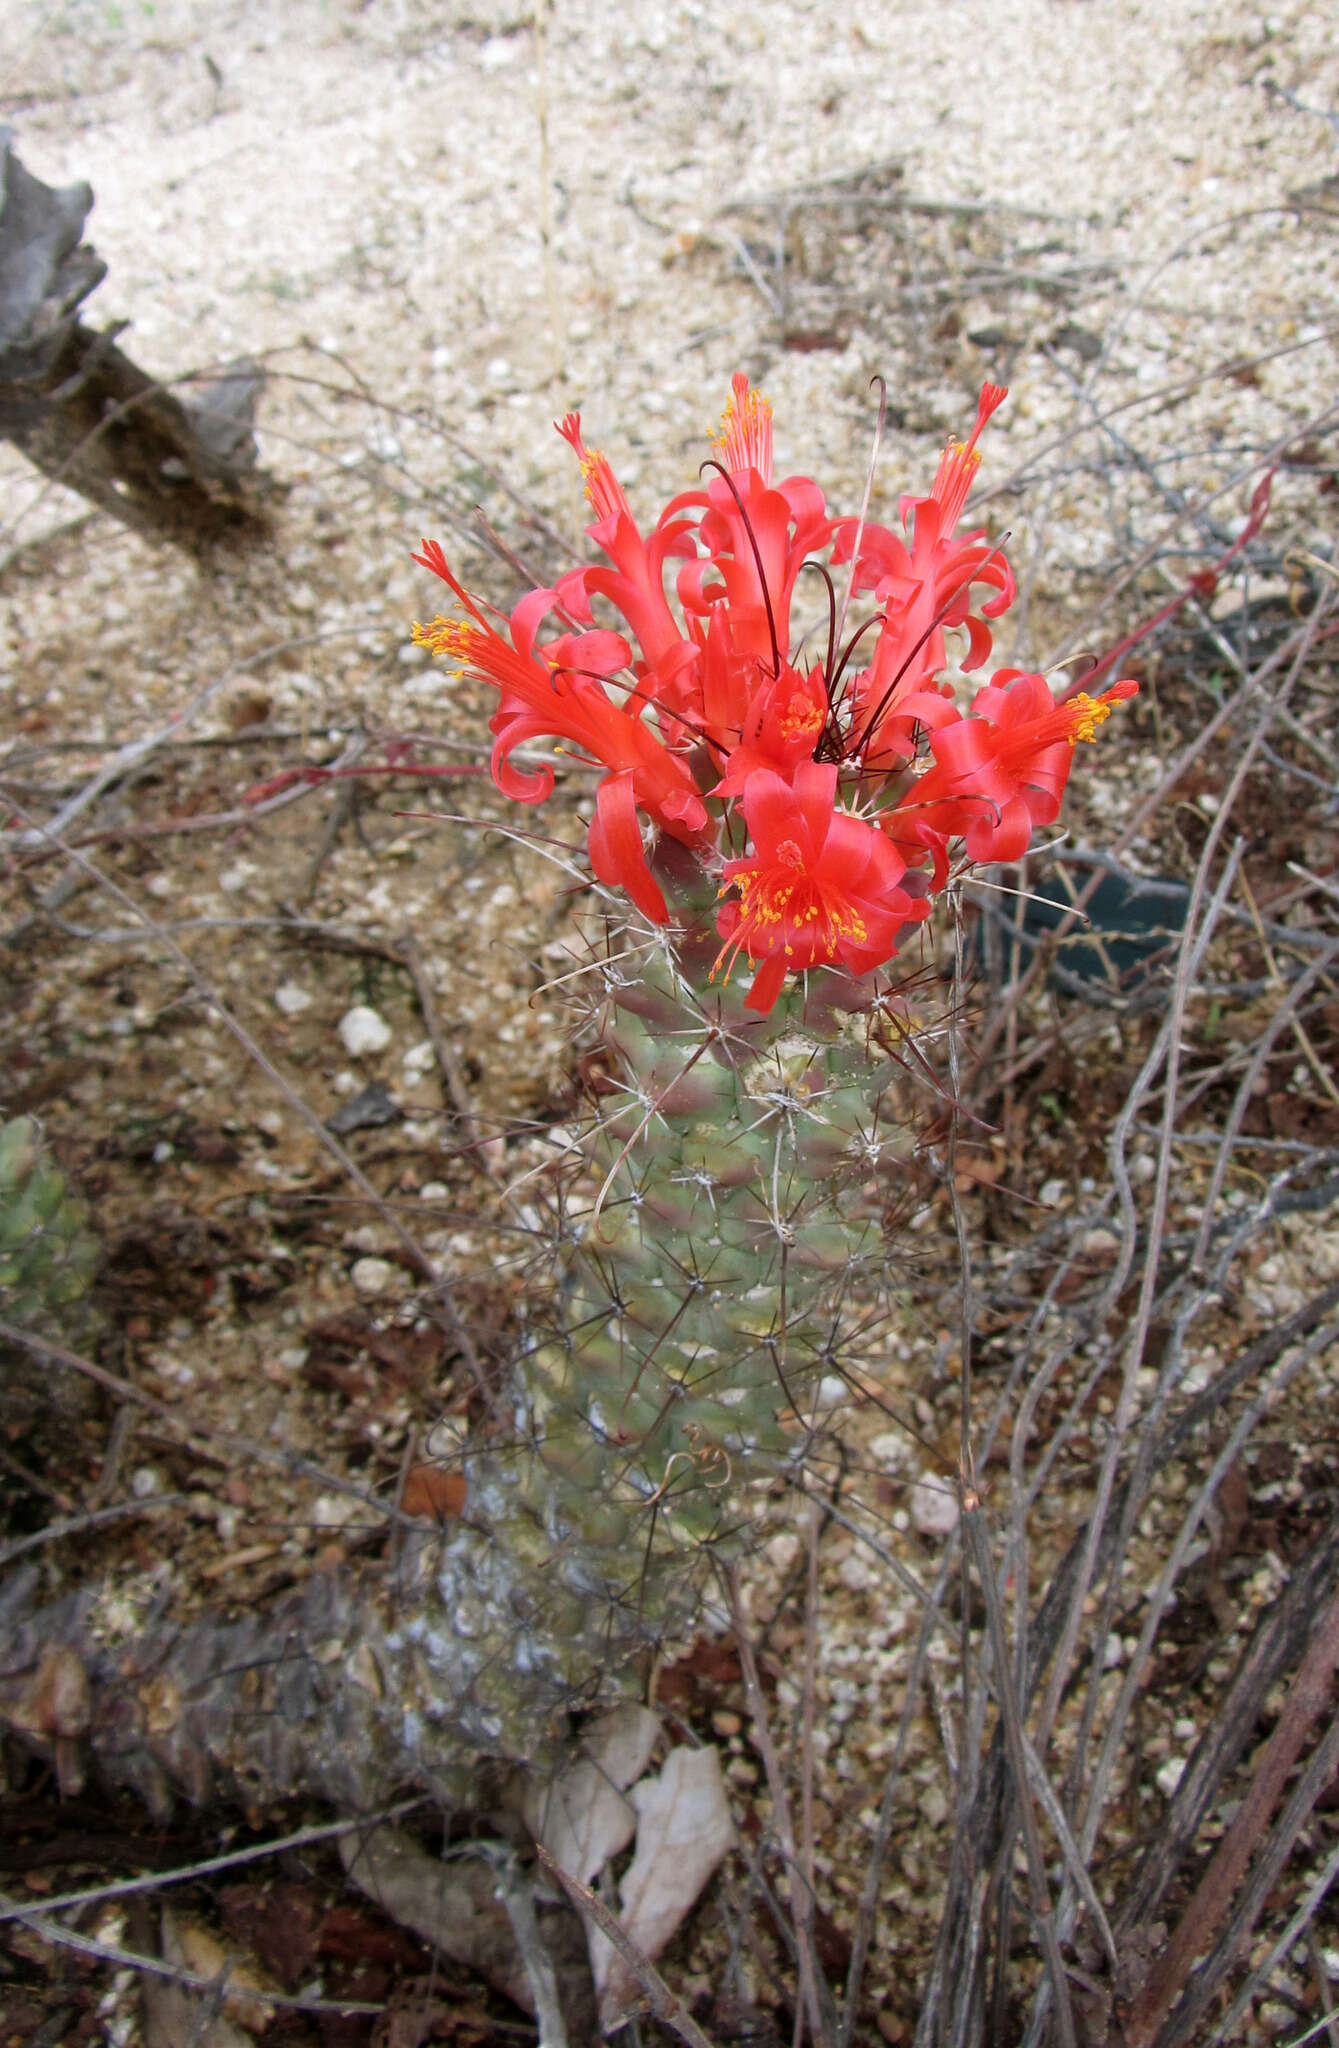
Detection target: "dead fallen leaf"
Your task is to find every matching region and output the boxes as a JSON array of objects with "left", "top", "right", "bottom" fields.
[
  {"left": 522, "top": 1702, "right": 661, "bottom": 1886},
  {"left": 217, "top": 1882, "right": 321, "bottom": 1993},
  {"left": 400, "top": 1463, "right": 467, "bottom": 1520},
  {"left": 338, "top": 1822, "right": 532, "bottom": 2012},
  {"left": 158, "top": 1903, "right": 277, "bottom": 2038},
  {"left": 592, "top": 1743, "right": 734, "bottom": 2029}
]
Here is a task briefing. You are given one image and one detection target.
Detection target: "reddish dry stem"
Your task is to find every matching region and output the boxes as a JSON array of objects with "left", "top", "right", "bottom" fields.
[{"left": 1124, "top": 1582, "right": 1339, "bottom": 2048}]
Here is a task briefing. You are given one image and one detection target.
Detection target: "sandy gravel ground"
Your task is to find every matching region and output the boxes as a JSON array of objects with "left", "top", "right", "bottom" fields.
[{"left": 2, "top": 3, "right": 1338, "bottom": 2043}]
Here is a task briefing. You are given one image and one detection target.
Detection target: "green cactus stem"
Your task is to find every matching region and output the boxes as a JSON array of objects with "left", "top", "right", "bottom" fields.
[
  {"left": 389, "top": 929, "right": 921, "bottom": 1762},
  {"left": 0, "top": 1116, "right": 99, "bottom": 1325}
]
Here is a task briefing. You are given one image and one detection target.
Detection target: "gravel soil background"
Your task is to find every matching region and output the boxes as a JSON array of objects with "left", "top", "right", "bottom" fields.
[{"left": 2, "top": 2, "right": 1339, "bottom": 2044}]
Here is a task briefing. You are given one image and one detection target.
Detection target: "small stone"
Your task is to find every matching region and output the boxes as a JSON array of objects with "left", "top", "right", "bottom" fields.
[
  {"left": 338, "top": 1005, "right": 392, "bottom": 1056},
  {"left": 350, "top": 1255, "right": 395, "bottom": 1296},
  {"left": 1156, "top": 1755, "right": 1186, "bottom": 1798},
  {"left": 1039, "top": 1178, "right": 1067, "bottom": 1207},
  {"left": 275, "top": 982, "right": 312, "bottom": 1015},
  {"left": 764, "top": 1532, "right": 802, "bottom": 1573},
  {"left": 909, "top": 1472, "right": 959, "bottom": 1539},
  {"left": 919, "top": 1783, "right": 949, "bottom": 1827},
  {"left": 327, "top": 1082, "right": 400, "bottom": 1134},
  {"left": 313, "top": 1492, "right": 362, "bottom": 1529}
]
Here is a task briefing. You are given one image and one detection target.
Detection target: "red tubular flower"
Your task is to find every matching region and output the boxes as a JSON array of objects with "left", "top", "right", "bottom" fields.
[
  {"left": 891, "top": 671, "right": 1140, "bottom": 867},
  {"left": 412, "top": 539, "right": 710, "bottom": 923},
  {"left": 412, "top": 376, "right": 1136, "bottom": 1006},
  {"left": 833, "top": 385, "right": 1016, "bottom": 763},
  {"left": 551, "top": 415, "right": 702, "bottom": 696},
  {"left": 714, "top": 762, "right": 930, "bottom": 1013},
  {"left": 663, "top": 374, "right": 833, "bottom": 677}
]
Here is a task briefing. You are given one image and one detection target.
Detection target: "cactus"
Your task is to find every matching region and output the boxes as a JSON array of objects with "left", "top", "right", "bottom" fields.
[
  {"left": 0, "top": 1116, "right": 98, "bottom": 1325},
  {"left": 389, "top": 929, "right": 922, "bottom": 1761},
  {"left": 388, "top": 372, "right": 1137, "bottom": 1769}
]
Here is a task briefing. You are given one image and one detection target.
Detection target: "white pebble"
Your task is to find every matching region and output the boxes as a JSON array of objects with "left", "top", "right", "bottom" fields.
[
  {"left": 275, "top": 982, "right": 313, "bottom": 1015},
  {"left": 910, "top": 1472, "right": 959, "bottom": 1539},
  {"left": 339, "top": 1005, "right": 392, "bottom": 1056},
  {"left": 350, "top": 1256, "right": 395, "bottom": 1296}
]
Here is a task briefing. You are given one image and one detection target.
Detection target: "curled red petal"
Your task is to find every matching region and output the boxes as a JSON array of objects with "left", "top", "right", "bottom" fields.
[{"left": 587, "top": 773, "right": 670, "bottom": 924}]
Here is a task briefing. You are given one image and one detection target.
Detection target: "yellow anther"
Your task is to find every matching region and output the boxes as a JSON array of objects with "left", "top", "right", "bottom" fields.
[{"left": 1066, "top": 693, "right": 1112, "bottom": 745}]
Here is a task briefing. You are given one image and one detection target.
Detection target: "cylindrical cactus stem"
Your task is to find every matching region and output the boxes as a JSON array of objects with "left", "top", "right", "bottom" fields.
[
  {"left": 0, "top": 1116, "right": 99, "bottom": 1323},
  {"left": 385, "top": 939, "right": 921, "bottom": 1759}
]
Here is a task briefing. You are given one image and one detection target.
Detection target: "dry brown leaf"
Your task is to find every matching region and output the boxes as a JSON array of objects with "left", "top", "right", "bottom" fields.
[
  {"left": 400, "top": 1462, "right": 468, "bottom": 1520},
  {"left": 338, "top": 1822, "right": 533, "bottom": 2012},
  {"left": 593, "top": 1743, "right": 734, "bottom": 2029},
  {"left": 155, "top": 1903, "right": 275, "bottom": 2041},
  {"left": 522, "top": 1702, "right": 661, "bottom": 1886}
]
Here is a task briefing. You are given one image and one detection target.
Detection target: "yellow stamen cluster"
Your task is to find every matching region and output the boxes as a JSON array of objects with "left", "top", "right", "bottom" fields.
[
  {"left": 1065, "top": 692, "right": 1113, "bottom": 746},
  {"left": 412, "top": 616, "right": 469, "bottom": 656},
  {"left": 732, "top": 861, "right": 868, "bottom": 961},
  {"left": 411, "top": 615, "right": 476, "bottom": 681},
  {"left": 713, "top": 379, "right": 773, "bottom": 474}
]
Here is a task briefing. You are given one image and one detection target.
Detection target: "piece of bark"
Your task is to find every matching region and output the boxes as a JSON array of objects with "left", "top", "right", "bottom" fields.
[
  {"left": 339, "top": 1824, "right": 534, "bottom": 2013},
  {"left": 0, "top": 126, "right": 271, "bottom": 550}
]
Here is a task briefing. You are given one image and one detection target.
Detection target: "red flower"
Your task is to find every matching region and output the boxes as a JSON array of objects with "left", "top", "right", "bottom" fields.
[
  {"left": 661, "top": 374, "right": 833, "bottom": 677},
  {"left": 833, "top": 385, "right": 1016, "bottom": 765},
  {"left": 411, "top": 375, "right": 1138, "bottom": 1011},
  {"left": 551, "top": 416, "right": 701, "bottom": 688},
  {"left": 891, "top": 671, "right": 1140, "bottom": 869},
  {"left": 714, "top": 762, "right": 930, "bottom": 1013},
  {"left": 412, "top": 539, "right": 710, "bottom": 923}
]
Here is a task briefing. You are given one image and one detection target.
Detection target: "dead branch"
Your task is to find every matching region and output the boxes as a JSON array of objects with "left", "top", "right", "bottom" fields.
[{"left": 0, "top": 131, "right": 271, "bottom": 548}]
